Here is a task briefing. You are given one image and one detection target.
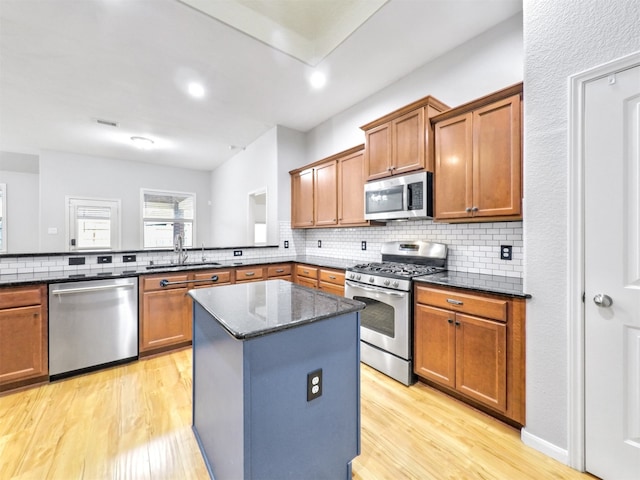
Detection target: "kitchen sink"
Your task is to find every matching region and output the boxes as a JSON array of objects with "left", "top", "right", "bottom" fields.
[{"left": 145, "top": 261, "right": 221, "bottom": 270}]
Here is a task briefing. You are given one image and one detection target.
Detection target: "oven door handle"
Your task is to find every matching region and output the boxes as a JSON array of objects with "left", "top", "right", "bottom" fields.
[{"left": 345, "top": 280, "right": 407, "bottom": 297}]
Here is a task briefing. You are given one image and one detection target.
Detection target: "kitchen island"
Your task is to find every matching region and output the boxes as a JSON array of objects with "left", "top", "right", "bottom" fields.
[{"left": 189, "top": 279, "right": 365, "bottom": 480}]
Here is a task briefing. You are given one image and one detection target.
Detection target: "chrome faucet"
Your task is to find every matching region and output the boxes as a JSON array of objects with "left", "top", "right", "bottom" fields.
[{"left": 174, "top": 233, "right": 188, "bottom": 264}]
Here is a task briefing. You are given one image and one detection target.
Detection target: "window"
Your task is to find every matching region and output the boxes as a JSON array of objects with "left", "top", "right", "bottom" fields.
[
  {"left": 142, "top": 189, "right": 195, "bottom": 249},
  {"left": 0, "top": 184, "right": 6, "bottom": 253},
  {"left": 66, "top": 197, "right": 121, "bottom": 251}
]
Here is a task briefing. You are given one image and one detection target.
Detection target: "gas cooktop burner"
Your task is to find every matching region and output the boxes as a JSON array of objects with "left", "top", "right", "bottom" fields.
[{"left": 351, "top": 261, "right": 444, "bottom": 278}]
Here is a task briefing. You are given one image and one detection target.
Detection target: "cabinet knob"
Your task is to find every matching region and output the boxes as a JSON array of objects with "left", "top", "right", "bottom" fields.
[
  {"left": 465, "top": 207, "right": 472, "bottom": 213},
  {"left": 447, "top": 318, "right": 454, "bottom": 324},
  {"left": 471, "top": 206, "right": 479, "bottom": 212},
  {"left": 455, "top": 321, "right": 461, "bottom": 326}
]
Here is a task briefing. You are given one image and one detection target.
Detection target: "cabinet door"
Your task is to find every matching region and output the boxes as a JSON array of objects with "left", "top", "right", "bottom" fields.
[
  {"left": 0, "top": 305, "right": 47, "bottom": 385},
  {"left": 472, "top": 94, "right": 522, "bottom": 218},
  {"left": 338, "top": 150, "right": 367, "bottom": 226},
  {"left": 434, "top": 112, "right": 473, "bottom": 220},
  {"left": 314, "top": 161, "right": 338, "bottom": 226},
  {"left": 296, "top": 277, "right": 318, "bottom": 289},
  {"left": 392, "top": 107, "right": 425, "bottom": 175},
  {"left": 455, "top": 313, "right": 507, "bottom": 413},
  {"left": 414, "top": 304, "right": 456, "bottom": 388},
  {"left": 141, "top": 288, "right": 191, "bottom": 353},
  {"left": 365, "top": 123, "right": 392, "bottom": 180},
  {"left": 291, "top": 168, "right": 314, "bottom": 227}
]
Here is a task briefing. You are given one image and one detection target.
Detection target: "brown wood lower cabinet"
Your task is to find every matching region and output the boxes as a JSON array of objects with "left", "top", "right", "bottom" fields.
[
  {"left": 235, "top": 266, "right": 266, "bottom": 283},
  {"left": 140, "top": 273, "right": 192, "bottom": 356},
  {"left": 414, "top": 285, "right": 525, "bottom": 426},
  {"left": 267, "top": 264, "right": 292, "bottom": 282},
  {"left": 318, "top": 268, "right": 345, "bottom": 296},
  {"left": 0, "top": 284, "right": 48, "bottom": 391},
  {"left": 294, "top": 264, "right": 318, "bottom": 289}
]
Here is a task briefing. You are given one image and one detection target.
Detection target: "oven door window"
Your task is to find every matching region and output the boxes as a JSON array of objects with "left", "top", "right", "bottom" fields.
[
  {"left": 365, "top": 186, "right": 404, "bottom": 215},
  {"left": 354, "top": 296, "right": 395, "bottom": 338}
]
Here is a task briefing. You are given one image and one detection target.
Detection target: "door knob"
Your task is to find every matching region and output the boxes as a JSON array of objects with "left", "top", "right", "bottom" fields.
[{"left": 593, "top": 293, "right": 613, "bottom": 308}]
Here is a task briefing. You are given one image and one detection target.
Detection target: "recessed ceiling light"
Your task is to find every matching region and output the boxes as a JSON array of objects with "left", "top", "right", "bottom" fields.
[
  {"left": 309, "top": 71, "right": 327, "bottom": 89},
  {"left": 188, "top": 82, "right": 205, "bottom": 98},
  {"left": 130, "top": 136, "right": 154, "bottom": 150}
]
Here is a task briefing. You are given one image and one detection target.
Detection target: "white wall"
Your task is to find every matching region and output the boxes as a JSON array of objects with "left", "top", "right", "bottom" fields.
[
  {"left": 0, "top": 170, "right": 39, "bottom": 253},
  {"left": 522, "top": 0, "right": 640, "bottom": 462},
  {"left": 276, "top": 126, "right": 306, "bottom": 223},
  {"left": 304, "top": 13, "right": 523, "bottom": 165},
  {"left": 0, "top": 151, "right": 39, "bottom": 253},
  {"left": 209, "top": 127, "right": 279, "bottom": 247},
  {"left": 38, "top": 150, "right": 211, "bottom": 252}
]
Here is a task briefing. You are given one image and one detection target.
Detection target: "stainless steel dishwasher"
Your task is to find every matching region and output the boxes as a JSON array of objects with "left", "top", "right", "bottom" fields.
[{"left": 49, "top": 277, "right": 138, "bottom": 379}]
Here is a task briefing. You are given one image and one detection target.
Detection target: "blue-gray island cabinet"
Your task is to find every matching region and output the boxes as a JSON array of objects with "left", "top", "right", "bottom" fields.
[{"left": 188, "top": 280, "right": 365, "bottom": 480}]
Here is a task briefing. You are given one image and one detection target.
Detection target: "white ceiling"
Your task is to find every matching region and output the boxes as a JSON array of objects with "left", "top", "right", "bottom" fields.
[{"left": 0, "top": 0, "right": 522, "bottom": 171}]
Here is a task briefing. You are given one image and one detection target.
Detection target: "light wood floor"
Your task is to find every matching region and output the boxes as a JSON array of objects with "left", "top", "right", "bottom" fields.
[{"left": 0, "top": 349, "right": 594, "bottom": 480}]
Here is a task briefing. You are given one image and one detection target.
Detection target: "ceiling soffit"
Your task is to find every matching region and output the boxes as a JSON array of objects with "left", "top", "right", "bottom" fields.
[{"left": 177, "top": 0, "right": 389, "bottom": 66}]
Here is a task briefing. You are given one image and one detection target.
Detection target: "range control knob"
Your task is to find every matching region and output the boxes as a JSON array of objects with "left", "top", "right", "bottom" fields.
[
  {"left": 392, "top": 281, "right": 399, "bottom": 288},
  {"left": 369, "top": 276, "right": 375, "bottom": 283},
  {"left": 349, "top": 273, "right": 355, "bottom": 279},
  {"left": 384, "top": 279, "right": 390, "bottom": 286},
  {"left": 356, "top": 274, "right": 362, "bottom": 281}
]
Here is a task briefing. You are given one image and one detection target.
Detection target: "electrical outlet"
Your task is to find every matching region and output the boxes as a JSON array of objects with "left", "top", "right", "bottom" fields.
[
  {"left": 69, "top": 257, "right": 85, "bottom": 266},
  {"left": 361, "top": 241, "right": 367, "bottom": 251},
  {"left": 318, "top": 240, "right": 322, "bottom": 248},
  {"left": 233, "top": 250, "right": 243, "bottom": 257},
  {"left": 97, "top": 255, "right": 112, "bottom": 264},
  {"left": 500, "top": 245, "right": 513, "bottom": 261},
  {"left": 122, "top": 254, "right": 137, "bottom": 263},
  {"left": 307, "top": 369, "right": 323, "bottom": 401},
  {"left": 284, "top": 240, "right": 289, "bottom": 249}
]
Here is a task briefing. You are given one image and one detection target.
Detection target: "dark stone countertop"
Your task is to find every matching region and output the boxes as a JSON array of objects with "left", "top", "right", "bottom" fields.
[
  {"left": 0, "top": 255, "right": 360, "bottom": 287},
  {"left": 414, "top": 270, "right": 531, "bottom": 298},
  {"left": 189, "top": 279, "right": 365, "bottom": 339}
]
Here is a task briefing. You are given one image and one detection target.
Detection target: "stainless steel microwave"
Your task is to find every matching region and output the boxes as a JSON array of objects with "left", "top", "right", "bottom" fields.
[{"left": 364, "top": 171, "right": 433, "bottom": 221}]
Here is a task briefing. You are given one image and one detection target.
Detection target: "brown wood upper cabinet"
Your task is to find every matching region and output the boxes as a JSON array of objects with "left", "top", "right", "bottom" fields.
[
  {"left": 291, "top": 167, "right": 314, "bottom": 227},
  {"left": 290, "top": 145, "right": 372, "bottom": 228},
  {"left": 414, "top": 284, "right": 525, "bottom": 426},
  {"left": 0, "top": 284, "right": 48, "bottom": 391},
  {"left": 432, "top": 83, "right": 522, "bottom": 222},
  {"left": 361, "top": 96, "right": 449, "bottom": 181}
]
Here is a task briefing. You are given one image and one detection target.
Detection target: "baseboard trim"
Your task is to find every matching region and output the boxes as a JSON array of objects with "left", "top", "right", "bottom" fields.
[{"left": 521, "top": 428, "right": 569, "bottom": 465}]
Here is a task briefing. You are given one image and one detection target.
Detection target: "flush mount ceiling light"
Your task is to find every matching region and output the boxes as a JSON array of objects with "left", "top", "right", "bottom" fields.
[
  {"left": 309, "top": 71, "right": 327, "bottom": 89},
  {"left": 130, "top": 136, "right": 154, "bottom": 150},
  {"left": 187, "top": 81, "right": 205, "bottom": 98}
]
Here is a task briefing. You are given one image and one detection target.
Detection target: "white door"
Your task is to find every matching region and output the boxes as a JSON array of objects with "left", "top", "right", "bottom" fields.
[{"left": 584, "top": 64, "right": 640, "bottom": 479}]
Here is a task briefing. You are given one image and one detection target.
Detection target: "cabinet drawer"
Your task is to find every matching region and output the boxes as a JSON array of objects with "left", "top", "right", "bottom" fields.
[
  {"left": 319, "top": 269, "right": 344, "bottom": 286},
  {"left": 267, "top": 264, "right": 292, "bottom": 277},
  {"left": 295, "top": 265, "right": 318, "bottom": 279},
  {"left": 0, "top": 286, "right": 44, "bottom": 309},
  {"left": 193, "top": 270, "right": 232, "bottom": 286},
  {"left": 415, "top": 286, "right": 507, "bottom": 322},
  {"left": 235, "top": 266, "right": 265, "bottom": 282},
  {"left": 142, "top": 274, "right": 189, "bottom": 291}
]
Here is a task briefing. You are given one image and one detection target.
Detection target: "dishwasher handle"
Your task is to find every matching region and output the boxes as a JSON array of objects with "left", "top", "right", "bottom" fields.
[{"left": 51, "top": 282, "right": 137, "bottom": 295}]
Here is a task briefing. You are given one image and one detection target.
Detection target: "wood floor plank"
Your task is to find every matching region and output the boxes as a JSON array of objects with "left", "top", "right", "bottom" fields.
[{"left": 0, "top": 349, "right": 595, "bottom": 480}]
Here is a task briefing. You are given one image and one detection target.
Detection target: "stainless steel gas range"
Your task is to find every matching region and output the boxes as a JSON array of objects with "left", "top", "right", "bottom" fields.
[{"left": 344, "top": 241, "right": 447, "bottom": 385}]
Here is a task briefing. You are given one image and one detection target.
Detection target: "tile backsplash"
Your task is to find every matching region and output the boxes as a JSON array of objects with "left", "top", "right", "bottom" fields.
[
  {"left": 1, "top": 220, "right": 522, "bottom": 278},
  {"left": 298, "top": 220, "right": 523, "bottom": 278}
]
